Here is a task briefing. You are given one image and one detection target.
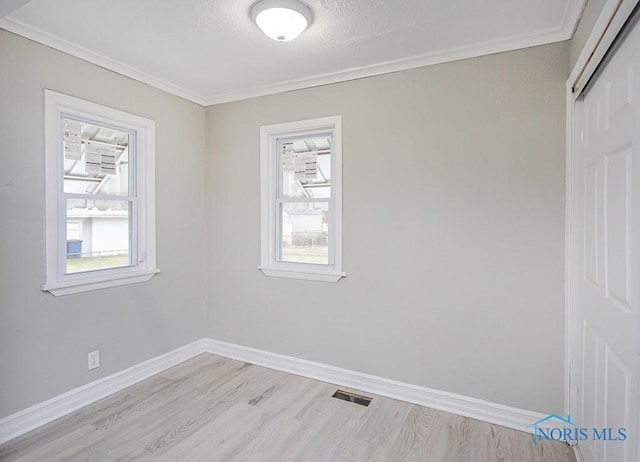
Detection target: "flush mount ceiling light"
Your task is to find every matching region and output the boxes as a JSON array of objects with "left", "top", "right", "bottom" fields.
[{"left": 251, "top": 0, "right": 312, "bottom": 42}]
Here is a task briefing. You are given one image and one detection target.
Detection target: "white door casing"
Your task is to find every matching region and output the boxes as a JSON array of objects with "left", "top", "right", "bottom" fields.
[{"left": 572, "top": 15, "right": 640, "bottom": 462}]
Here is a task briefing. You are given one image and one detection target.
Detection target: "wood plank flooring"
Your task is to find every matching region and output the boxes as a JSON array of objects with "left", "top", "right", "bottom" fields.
[{"left": 0, "top": 354, "right": 576, "bottom": 461}]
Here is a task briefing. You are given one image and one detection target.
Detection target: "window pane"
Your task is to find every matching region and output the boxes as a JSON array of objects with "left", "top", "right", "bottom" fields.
[
  {"left": 280, "top": 137, "right": 331, "bottom": 200},
  {"left": 66, "top": 199, "right": 133, "bottom": 274},
  {"left": 63, "top": 118, "right": 130, "bottom": 196},
  {"left": 280, "top": 201, "right": 329, "bottom": 265}
]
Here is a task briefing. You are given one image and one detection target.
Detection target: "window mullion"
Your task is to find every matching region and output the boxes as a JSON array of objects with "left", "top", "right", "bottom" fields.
[
  {"left": 279, "top": 197, "right": 330, "bottom": 204},
  {"left": 63, "top": 192, "right": 136, "bottom": 201}
]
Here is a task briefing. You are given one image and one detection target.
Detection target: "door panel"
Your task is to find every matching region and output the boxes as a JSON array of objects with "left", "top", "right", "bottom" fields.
[
  {"left": 584, "top": 162, "right": 599, "bottom": 287},
  {"left": 604, "top": 147, "right": 631, "bottom": 309}
]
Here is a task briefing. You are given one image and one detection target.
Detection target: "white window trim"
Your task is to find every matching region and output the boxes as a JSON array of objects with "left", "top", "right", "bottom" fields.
[
  {"left": 259, "top": 115, "right": 345, "bottom": 282},
  {"left": 42, "top": 90, "right": 159, "bottom": 296}
]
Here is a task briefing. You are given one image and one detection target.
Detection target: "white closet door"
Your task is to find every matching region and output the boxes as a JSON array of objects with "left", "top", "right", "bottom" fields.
[{"left": 573, "top": 16, "right": 640, "bottom": 462}]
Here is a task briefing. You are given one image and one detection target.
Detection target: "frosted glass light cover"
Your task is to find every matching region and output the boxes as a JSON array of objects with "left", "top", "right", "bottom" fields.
[{"left": 252, "top": 0, "right": 312, "bottom": 42}]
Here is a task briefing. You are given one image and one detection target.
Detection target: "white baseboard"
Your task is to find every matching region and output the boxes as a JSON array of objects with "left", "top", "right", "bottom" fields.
[
  {"left": 0, "top": 339, "right": 207, "bottom": 446},
  {"left": 0, "top": 337, "right": 553, "bottom": 446},
  {"left": 202, "top": 338, "right": 548, "bottom": 435}
]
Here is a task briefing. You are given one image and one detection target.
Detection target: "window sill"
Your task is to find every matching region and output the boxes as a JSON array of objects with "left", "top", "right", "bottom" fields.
[
  {"left": 41, "top": 268, "right": 161, "bottom": 296},
  {"left": 258, "top": 266, "right": 345, "bottom": 282}
]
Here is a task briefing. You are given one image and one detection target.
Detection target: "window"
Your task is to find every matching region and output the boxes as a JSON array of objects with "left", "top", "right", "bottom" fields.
[
  {"left": 42, "top": 90, "right": 158, "bottom": 296},
  {"left": 259, "top": 116, "right": 344, "bottom": 282}
]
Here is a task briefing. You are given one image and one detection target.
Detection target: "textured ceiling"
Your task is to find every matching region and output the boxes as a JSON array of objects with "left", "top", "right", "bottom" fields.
[{"left": 0, "top": 0, "right": 585, "bottom": 105}]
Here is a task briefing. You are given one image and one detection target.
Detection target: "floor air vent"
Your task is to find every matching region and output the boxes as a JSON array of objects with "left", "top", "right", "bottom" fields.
[{"left": 332, "top": 390, "right": 372, "bottom": 407}]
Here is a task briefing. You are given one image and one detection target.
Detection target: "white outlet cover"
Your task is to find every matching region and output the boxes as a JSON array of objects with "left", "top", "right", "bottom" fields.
[{"left": 88, "top": 350, "right": 100, "bottom": 370}]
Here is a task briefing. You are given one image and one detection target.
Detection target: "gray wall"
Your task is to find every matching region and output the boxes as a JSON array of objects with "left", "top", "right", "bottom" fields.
[
  {"left": 206, "top": 42, "right": 569, "bottom": 414},
  {"left": 0, "top": 27, "right": 571, "bottom": 420},
  {"left": 0, "top": 30, "right": 206, "bottom": 418},
  {"left": 570, "top": 0, "right": 607, "bottom": 71}
]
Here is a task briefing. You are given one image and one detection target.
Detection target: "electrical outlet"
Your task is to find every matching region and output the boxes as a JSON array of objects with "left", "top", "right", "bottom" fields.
[{"left": 88, "top": 350, "right": 100, "bottom": 370}]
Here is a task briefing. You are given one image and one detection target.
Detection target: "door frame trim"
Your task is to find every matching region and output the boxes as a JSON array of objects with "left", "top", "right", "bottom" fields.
[{"left": 565, "top": 0, "right": 640, "bottom": 435}]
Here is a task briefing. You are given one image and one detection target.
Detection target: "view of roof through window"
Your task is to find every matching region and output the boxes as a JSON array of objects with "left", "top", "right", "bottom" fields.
[
  {"left": 281, "top": 135, "right": 331, "bottom": 199},
  {"left": 63, "top": 119, "right": 130, "bottom": 196}
]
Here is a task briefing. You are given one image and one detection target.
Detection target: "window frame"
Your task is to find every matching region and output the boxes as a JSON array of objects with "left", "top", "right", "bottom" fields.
[
  {"left": 259, "top": 115, "right": 344, "bottom": 282},
  {"left": 42, "top": 90, "right": 159, "bottom": 296}
]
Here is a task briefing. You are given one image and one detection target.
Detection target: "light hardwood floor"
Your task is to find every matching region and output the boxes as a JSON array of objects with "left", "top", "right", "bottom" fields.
[{"left": 0, "top": 354, "right": 576, "bottom": 461}]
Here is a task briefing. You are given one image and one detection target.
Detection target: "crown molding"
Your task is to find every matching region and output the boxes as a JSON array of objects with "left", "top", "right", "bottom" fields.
[
  {"left": 204, "top": 0, "right": 585, "bottom": 104},
  {"left": 1, "top": 0, "right": 584, "bottom": 107},
  {"left": 203, "top": 25, "right": 574, "bottom": 105},
  {"left": 563, "top": 0, "right": 588, "bottom": 39},
  {"left": 0, "top": 17, "right": 208, "bottom": 106}
]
